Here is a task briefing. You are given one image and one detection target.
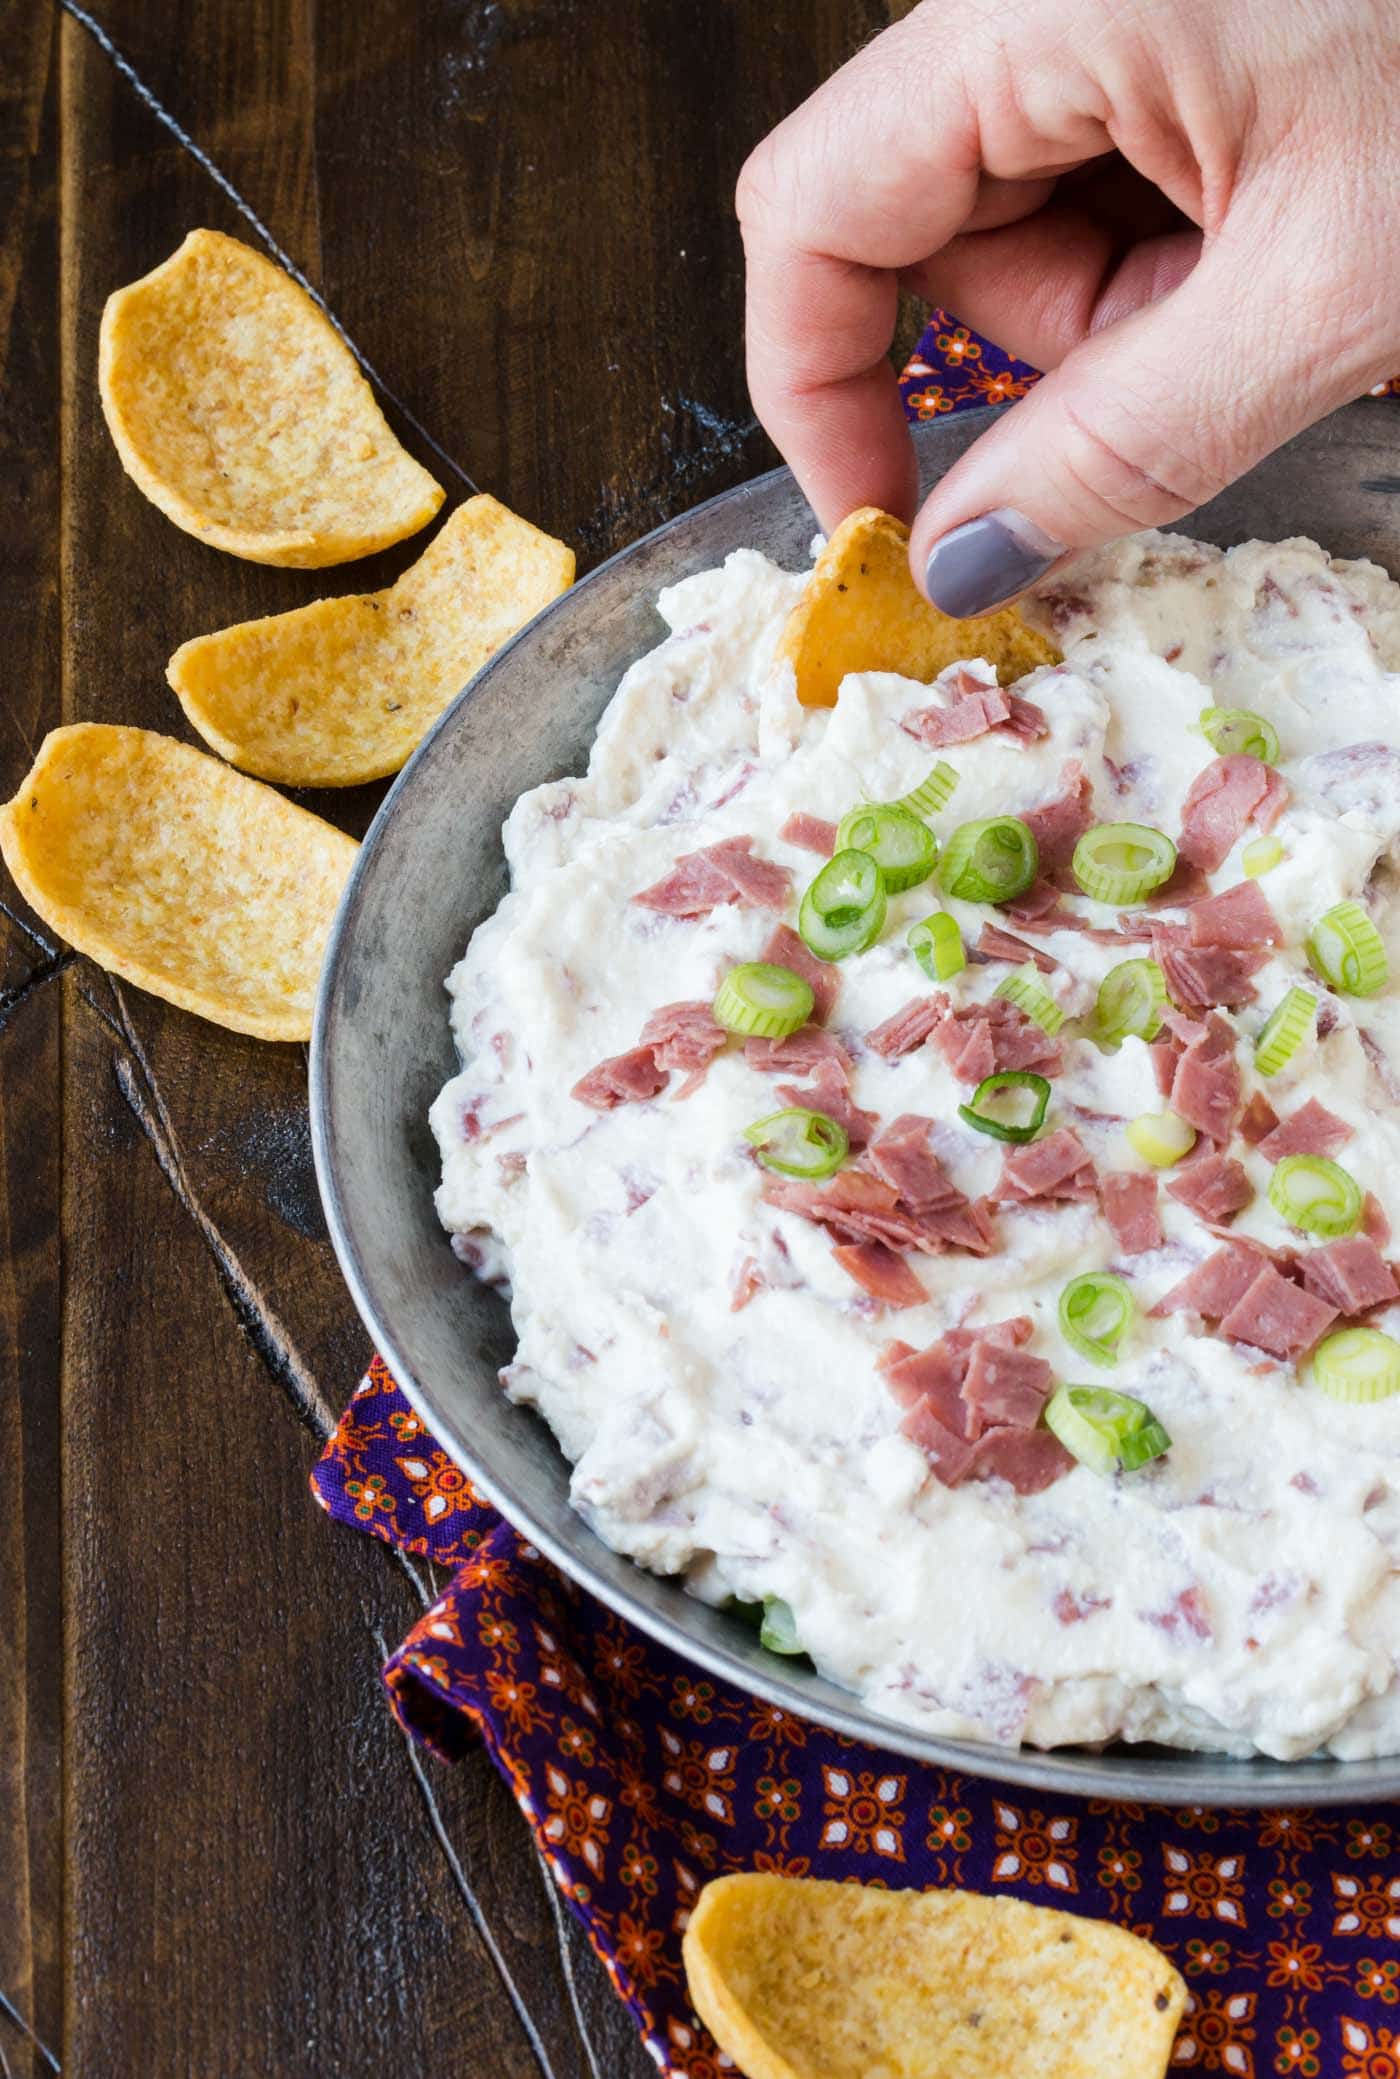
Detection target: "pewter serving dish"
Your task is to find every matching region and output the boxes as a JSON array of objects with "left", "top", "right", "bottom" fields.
[{"left": 312, "top": 399, "right": 1400, "bottom": 1803}]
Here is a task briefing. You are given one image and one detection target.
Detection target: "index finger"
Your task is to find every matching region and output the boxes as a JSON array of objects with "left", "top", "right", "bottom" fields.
[{"left": 736, "top": 19, "right": 985, "bottom": 528}]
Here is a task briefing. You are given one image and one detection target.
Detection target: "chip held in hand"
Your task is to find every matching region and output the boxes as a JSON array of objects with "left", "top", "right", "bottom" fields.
[
  {"left": 776, "top": 506, "right": 1058, "bottom": 708},
  {"left": 0, "top": 725, "right": 358, "bottom": 1041},
  {"left": 166, "top": 495, "right": 576, "bottom": 786},
  {"left": 99, "top": 228, "right": 443, "bottom": 567},
  {"left": 683, "top": 1871, "right": 1185, "bottom": 2079}
]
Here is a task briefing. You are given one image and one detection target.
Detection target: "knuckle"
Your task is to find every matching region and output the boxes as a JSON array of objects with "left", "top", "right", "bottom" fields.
[
  {"left": 1058, "top": 398, "right": 1230, "bottom": 529},
  {"left": 735, "top": 134, "right": 787, "bottom": 238}
]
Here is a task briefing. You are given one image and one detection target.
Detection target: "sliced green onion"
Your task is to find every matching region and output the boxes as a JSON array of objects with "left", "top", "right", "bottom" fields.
[
  {"left": 1199, "top": 706, "right": 1280, "bottom": 762},
  {"left": 712, "top": 961, "right": 814, "bottom": 1039},
  {"left": 1313, "top": 1326, "right": 1400, "bottom": 1403},
  {"left": 835, "top": 803, "right": 938, "bottom": 894},
  {"left": 1059, "top": 1273, "right": 1135, "bottom": 1367},
  {"left": 759, "top": 1596, "right": 803, "bottom": 1655},
  {"left": 798, "top": 849, "right": 887, "bottom": 962},
  {"left": 1254, "top": 986, "right": 1317, "bottom": 1077},
  {"left": 1126, "top": 1111, "right": 1197, "bottom": 1168},
  {"left": 1044, "top": 1383, "right": 1172, "bottom": 1476},
  {"left": 1096, "top": 959, "right": 1167, "bottom": 1044},
  {"left": 958, "top": 1069, "right": 1051, "bottom": 1144},
  {"left": 897, "top": 760, "right": 958, "bottom": 819},
  {"left": 908, "top": 911, "right": 965, "bottom": 982},
  {"left": 1243, "top": 836, "right": 1284, "bottom": 878},
  {"left": 744, "top": 1107, "right": 848, "bottom": 1180},
  {"left": 994, "top": 963, "right": 1064, "bottom": 1036},
  {"left": 1268, "top": 1154, "right": 1363, "bottom": 1238},
  {"left": 1307, "top": 900, "right": 1389, "bottom": 998},
  {"left": 1072, "top": 823, "right": 1178, "bottom": 905},
  {"left": 940, "top": 816, "right": 1039, "bottom": 905}
]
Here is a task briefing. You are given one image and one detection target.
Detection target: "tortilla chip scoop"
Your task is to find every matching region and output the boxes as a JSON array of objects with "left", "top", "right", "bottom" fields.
[
  {"left": 166, "top": 494, "right": 575, "bottom": 787},
  {"left": 776, "top": 506, "right": 1059, "bottom": 708},
  {"left": 99, "top": 228, "right": 443, "bottom": 567},
  {"left": 0, "top": 725, "right": 358, "bottom": 1042},
  {"left": 683, "top": 1872, "right": 1185, "bottom": 2079}
]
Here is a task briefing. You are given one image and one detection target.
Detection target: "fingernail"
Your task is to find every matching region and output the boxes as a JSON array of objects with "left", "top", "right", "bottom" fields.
[{"left": 922, "top": 508, "right": 1066, "bottom": 617}]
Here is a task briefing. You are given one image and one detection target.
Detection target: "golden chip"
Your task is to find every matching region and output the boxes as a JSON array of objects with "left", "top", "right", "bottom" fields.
[
  {"left": 99, "top": 228, "right": 444, "bottom": 567},
  {"left": 166, "top": 494, "right": 575, "bottom": 787},
  {"left": 0, "top": 725, "right": 357, "bottom": 1041},
  {"left": 683, "top": 1872, "right": 1185, "bottom": 2079},
  {"left": 776, "top": 506, "right": 1059, "bottom": 708}
]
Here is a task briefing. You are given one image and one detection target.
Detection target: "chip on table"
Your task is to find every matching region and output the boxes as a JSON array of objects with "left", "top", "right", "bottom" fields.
[
  {"left": 777, "top": 506, "right": 1059, "bottom": 708},
  {"left": 683, "top": 1872, "right": 1185, "bottom": 2079},
  {"left": 0, "top": 724, "right": 357, "bottom": 1041},
  {"left": 99, "top": 228, "right": 443, "bottom": 567},
  {"left": 166, "top": 494, "right": 575, "bottom": 786}
]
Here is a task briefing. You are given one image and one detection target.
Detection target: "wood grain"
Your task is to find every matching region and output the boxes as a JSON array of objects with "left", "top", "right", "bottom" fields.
[{"left": 3, "top": 1, "right": 897, "bottom": 2070}]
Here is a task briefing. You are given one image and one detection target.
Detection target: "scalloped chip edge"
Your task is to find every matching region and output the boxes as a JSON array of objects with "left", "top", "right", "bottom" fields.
[
  {"left": 99, "top": 228, "right": 443, "bottom": 567},
  {"left": 167, "top": 495, "right": 576, "bottom": 786},
  {"left": 683, "top": 1872, "right": 1185, "bottom": 2079},
  {"left": 776, "top": 506, "right": 1059, "bottom": 708},
  {"left": 0, "top": 725, "right": 358, "bottom": 1041}
]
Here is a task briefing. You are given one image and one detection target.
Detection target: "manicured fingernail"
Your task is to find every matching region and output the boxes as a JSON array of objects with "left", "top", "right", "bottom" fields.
[{"left": 922, "top": 508, "right": 1065, "bottom": 617}]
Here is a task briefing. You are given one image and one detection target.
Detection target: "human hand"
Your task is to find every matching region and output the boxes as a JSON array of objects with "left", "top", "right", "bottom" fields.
[{"left": 737, "top": 0, "right": 1400, "bottom": 614}]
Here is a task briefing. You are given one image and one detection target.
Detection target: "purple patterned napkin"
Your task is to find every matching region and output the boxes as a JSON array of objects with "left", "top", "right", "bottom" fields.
[{"left": 313, "top": 318, "right": 1400, "bottom": 2079}]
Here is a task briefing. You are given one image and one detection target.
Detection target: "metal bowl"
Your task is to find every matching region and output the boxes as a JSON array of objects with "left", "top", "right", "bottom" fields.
[{"left": 312, "top": 398, "right": 1400, "bottom": 1804}]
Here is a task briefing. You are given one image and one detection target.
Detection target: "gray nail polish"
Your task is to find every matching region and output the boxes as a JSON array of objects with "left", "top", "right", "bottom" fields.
[{"left": 923, "top": 508, "right": 1066, "bottom": 617}]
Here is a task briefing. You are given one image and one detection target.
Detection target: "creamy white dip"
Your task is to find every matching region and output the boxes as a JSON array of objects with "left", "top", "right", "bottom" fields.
[{"left": 431, "top": 530, "right": 1400, "bottom": 1760}]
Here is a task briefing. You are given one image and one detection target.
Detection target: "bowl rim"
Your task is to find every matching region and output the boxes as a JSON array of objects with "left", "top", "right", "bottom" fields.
[{"left": 311, "top": 407, "right": 1400, "bottom": 1804}]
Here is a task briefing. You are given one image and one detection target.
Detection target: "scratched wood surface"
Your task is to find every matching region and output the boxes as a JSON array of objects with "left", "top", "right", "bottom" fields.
[{"left": 0, "top": 2, "right": 899, "bottom": 2071}]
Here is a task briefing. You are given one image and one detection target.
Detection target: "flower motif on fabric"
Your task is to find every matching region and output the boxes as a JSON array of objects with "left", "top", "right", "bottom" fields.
[
  {"left": 387, "top": 1406, "right": 424, "bottom": 1442},
  {"left": 659, "top": 1731, "right": 736, "bottom": 1828},
  {"left": 1100, "top": 1840, "right": 1145, "bottom": 1898},
  {"left": 670, "top": 1676, "right": 717, "bottom": 1725},
  {"left": 1258, "top": 1812, "right": 1328, "bottom": 1855},
  {"left": 1267, "top": 1878, "right": 1313, "bottom": 1921},
  {"left": 620, "top": 1843, "right": 659, "bottom": 1897},
  {"left": 927, "top": 1803, "right": 973, "bottom": 1857},
  {"left": 991, "top": 1802, "right": 1077, "bottom": 1891},
  {"left": 1165, "top": 1844, "right": 1247, "bottom": 1925},
  {"left": 395, "top": 1448, "right": 476, "bottom": 1527},
  {"left": 1274, "top": 2024, "right": 1322, "bottom": 2076},
  {"left": 559, "top": 1715, "right": 597, "bottom": 1766},
  {"left": 755, "top": 1775, "right": 801, "bottom": 1828},
  {"left": 484, "top": 1669, "right": 543, "bottom": 1735},
  {"left": 1186, "top": 1939, "right": 1235, "bottom": 1977},
  {"left": 746, "top": 1698, "right": 807, "bottom": 1748},
  {"left": 615, "top": 1909, "right": 674, "bottom": 1990},
  {"left": 1265, "top": 1942, "right": 1327, "bottom": 1994},
  {"left": 542, "top": 1760, "right": 611, "bottom": 1881},
  {"left": 934, "top": 325, "right": 981, "bottom": 367},
  {"left": 1340, "top": 2017, "right": 1400, "bottom": 2078},
  {"left": 1172, "top": 1988, "right": 1256, "bottom": 2074},
  {"left": 343, "top": 1472, "right": 395, "bottom": 1523},
  {"left": 819, "top": 1767, "right": 905, "bottom": 1860},
  {"left": 1348, "top": 1821, "right": 1394, "bottom": 1861},
  {"left": 1358, "top": 1960, "right": 1400, "bottom": 2005},
  {"left": 905, "top": 385, "right": 954, "bottom": 419},
  {"left": 1333, "top": 1874, "right": 1400, "bottom": 1941}
]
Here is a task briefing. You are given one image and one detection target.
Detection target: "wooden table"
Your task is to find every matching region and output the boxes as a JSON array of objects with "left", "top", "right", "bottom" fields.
[{"left": 1, "top": 2, "right": 911, "bottom": 2069}]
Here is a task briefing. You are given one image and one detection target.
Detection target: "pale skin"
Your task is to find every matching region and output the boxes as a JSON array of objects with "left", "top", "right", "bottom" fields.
[{"left": 737, "top": 0, "right": 1400, "bottom": 612}]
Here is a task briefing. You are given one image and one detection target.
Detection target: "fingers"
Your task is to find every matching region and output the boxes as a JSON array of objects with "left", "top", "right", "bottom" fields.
[
  {"left": 911, "top": 200, "right": 1389, "bottom": 615},
  {"left": 737, "top": 15, "right": 989, "bottom": 528}
]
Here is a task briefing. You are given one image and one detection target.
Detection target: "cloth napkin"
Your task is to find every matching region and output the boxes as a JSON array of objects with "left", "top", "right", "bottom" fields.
[{"left": 313, "top": 315, "right": 1400, "bottom": 2079}]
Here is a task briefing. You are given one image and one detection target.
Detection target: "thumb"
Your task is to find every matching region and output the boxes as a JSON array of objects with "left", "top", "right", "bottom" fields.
[{"left": 909, "top": 229, "right": 1378, "bottom": 617}]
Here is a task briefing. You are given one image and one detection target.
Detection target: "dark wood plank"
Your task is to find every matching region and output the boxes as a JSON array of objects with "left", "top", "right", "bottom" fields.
[
  {"left": 0, "top": 7, "right": 64, "bottom": 2075},
  {"left": 34, "top": 1, "right": 896, "bottom": 2071}
]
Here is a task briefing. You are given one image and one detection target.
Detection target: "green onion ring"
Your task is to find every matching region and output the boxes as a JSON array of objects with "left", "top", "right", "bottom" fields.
[
  {"left": 1313, "top": 1326, "right": 1400, "bottom": 1403},
  {"left": 907, "top": 911, "right": 965, "bottom": 982},
  {"left": 1254, "top": 986, "right": 1317, "bottom": 1077},
  {"left": 939, "top": 816, "right": 1040, "bottom": 905},
  {"left": 759, "top": 1597, "right": 803, "bottom": 1654},
  {"left": 1044, "top": 1383, "right": 1172, "bottom": 1475},
  {"left": 1307, "top": 900, "right": 1389, "bottom": 998},
  {"left": 1095, "top": 959, "right": 1167, "bottom": 1044},
  {"left": 1059, "top": 1273, "right": 1136, "bottom": 1367},
  {"left": 957, "top": 1069, "right": 1051, "bottom": 1143},
  {"left": 798, "top": 848, "right": 888, "bottom": 961},
  {"left": 897, "top": 760, "right": 958, "bottom": 819},
  {"left": 1268, "top": 1154, "right": 1364, "bottom": 1238},
  {"left": 994, "top": 963, "right": 1064, "bottom": 1036},
  {"left": 712, "top": 961, "right": 814, "bottom": 1039},
  {"left": 744, "top": 1107, "right": 849, "bottom": 1180},
  {"left": 1072, "top": 822, "right": 1177, "bottom": 905},
  {"left": 835, "top": 802, "right": 938, "bottom": 894},
  {"left": 1199, "top": 706, "right": 1280, "bottom": 762}
]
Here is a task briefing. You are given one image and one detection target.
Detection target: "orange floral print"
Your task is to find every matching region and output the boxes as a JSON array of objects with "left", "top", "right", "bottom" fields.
[
  {"left": 819, "top": 1767, "right": 906, "bottom": 1860},
  {"left": 991, "top": 1802, "right": 1078, "bottom": 1892},
  {"left": 1164, "top": 1844, "right": 1247, "bottom": 1926}
]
